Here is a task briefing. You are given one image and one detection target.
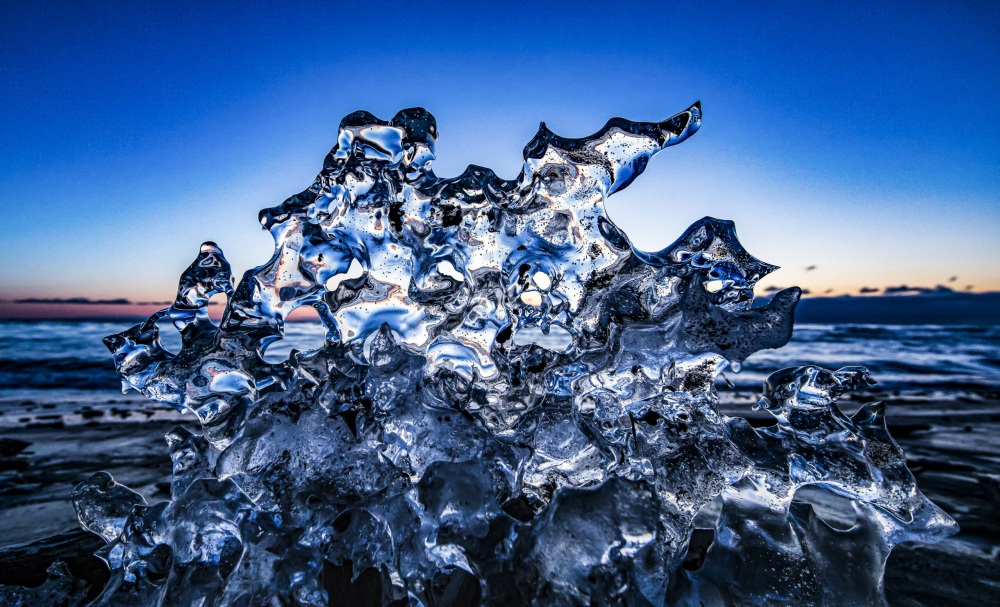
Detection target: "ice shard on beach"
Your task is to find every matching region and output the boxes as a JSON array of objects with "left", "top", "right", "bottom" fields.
[{"left": 72, "top": 102, "right": 954, "bottom": 605}]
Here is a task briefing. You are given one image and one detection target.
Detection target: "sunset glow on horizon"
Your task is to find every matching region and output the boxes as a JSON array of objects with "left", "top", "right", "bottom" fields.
[{"left": 2, "top": 2, "right": 997, "bottom": 318}]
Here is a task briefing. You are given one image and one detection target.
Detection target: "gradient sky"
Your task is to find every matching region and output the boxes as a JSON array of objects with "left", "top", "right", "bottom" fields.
[{"left": 1, "top": 1, "right": 998, "bottom": 315}]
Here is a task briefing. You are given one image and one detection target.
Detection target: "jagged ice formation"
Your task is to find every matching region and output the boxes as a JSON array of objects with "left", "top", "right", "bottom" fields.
[{"left": 70, "top": 103, "right": 955, "bottom": 606}]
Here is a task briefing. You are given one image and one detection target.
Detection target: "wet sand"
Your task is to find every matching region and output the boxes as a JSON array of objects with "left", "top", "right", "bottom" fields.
[{"left": 0, "top": 395, "right": 997, "bottom": 606}]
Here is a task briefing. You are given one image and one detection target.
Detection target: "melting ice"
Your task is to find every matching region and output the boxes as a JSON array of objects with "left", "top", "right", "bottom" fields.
[{"left": 66, "top": 103, "right": 954, "bottom": 605}]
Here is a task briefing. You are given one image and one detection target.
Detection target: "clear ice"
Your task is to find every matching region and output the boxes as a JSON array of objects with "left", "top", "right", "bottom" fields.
[{"left": 70, "top": 103, "right": 955, "bottom": 606}]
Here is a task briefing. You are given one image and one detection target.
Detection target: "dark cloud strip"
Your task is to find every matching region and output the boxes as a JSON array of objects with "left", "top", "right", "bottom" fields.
[{"left": 4, "top": 297, "right": 177, "bottom": 306}]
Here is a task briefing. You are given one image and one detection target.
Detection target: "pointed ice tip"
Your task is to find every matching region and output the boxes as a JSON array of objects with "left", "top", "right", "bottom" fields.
[
  {"left": 679, "top": 101, "right": 701, "bottom": 122},
  {"left": 852, "top": 401, "right": 888, "bottom": 430},
  {"left": 658, "top": 101, "right": 702, "bottom": 145},
  {"left": 769, "top": 286, "right": 802, "bottom": 307},
  {"left": 687, "top": 101, "right": 702, "bottom": 130}
]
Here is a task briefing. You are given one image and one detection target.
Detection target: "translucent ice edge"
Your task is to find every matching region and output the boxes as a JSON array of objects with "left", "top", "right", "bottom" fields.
[{"left": 65, "top": 104, "right": 954, "bottom": 606}]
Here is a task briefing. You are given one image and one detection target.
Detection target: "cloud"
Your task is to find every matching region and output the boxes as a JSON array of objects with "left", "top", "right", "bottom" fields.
[
  {"left": 3, "top": 296, "right": 214, "bottom": 306},
  {"left": 762, "top": 285, "right": 808, "bottom": 294},
  {"left": 882, "top": 285, "right": 954, "bottom": 296},
  {"left": 10, "top": 297, "right": 134, "bottom": 305}
]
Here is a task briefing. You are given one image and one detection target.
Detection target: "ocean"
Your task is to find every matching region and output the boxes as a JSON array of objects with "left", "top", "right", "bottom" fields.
[
  {"left": 1, "top": 320, "right": 998, "bottom": 604},
  {"left": 2, "top": 321, "right": 997, "bottom": 422}
]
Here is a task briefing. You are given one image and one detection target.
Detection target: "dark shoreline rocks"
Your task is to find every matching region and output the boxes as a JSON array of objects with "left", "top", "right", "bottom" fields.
[{"left": 1, "top": 404, "right": 996, "bottom": 606}]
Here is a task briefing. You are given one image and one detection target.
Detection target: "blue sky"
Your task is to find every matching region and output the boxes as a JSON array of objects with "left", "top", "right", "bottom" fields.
[{"left": 1, "top": 1, "right": 997, "bottom": 311}]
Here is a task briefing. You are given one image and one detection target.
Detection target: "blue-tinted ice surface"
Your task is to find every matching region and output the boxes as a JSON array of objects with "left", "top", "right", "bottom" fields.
[{"left": 74, "top": 104, "right": 955, "bottom": 605}]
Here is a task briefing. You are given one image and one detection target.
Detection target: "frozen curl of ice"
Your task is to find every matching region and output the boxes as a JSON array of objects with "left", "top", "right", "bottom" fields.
[{"left": 73, "top": 103, "right": 955, "bottom": 606}]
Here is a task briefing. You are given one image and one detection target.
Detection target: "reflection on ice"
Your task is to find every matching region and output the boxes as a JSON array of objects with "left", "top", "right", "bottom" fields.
[{"left": 67, "top": 104, "right": 954, "bottom": 605}]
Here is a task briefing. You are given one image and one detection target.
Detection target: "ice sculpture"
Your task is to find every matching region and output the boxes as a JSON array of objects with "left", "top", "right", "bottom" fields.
[{"left": 71, "top": 103, "right": 954, "bottom": 606}]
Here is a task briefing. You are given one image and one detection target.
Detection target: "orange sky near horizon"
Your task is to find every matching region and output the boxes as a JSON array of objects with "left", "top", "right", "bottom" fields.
[{"left": 2, "top": 282, "right": 997, "bottom": 321}]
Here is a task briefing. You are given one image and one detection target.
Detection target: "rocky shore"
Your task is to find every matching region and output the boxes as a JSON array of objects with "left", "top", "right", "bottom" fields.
[{"left": 1, "top": 394, "right": 996, "bottom": 606}]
